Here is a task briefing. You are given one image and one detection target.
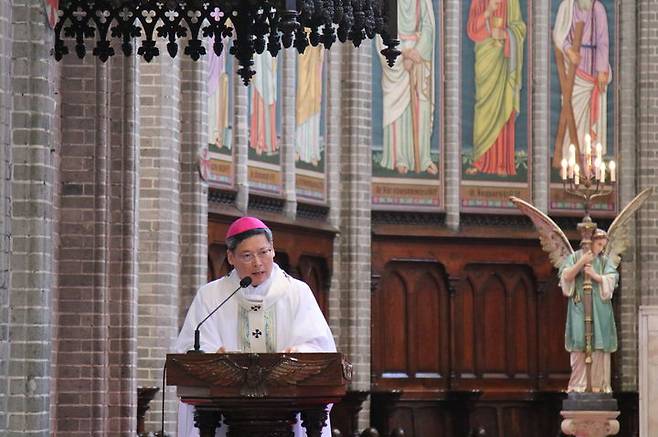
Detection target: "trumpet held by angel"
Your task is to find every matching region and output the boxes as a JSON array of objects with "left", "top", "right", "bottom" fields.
[{"left": 510, "top": 187, "right": 654, "bottom": 393}]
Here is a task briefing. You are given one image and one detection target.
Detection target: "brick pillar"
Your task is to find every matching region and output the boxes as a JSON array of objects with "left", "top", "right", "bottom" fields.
[
  {"left": 7, "top": 2, "right": 56, "bottom": 435},
  {"left": 637, "top": 1, "right": 658, "bottom": 305},
  {"left": 233, "top": 63, "right": 249, "bottom": 212},
  {"left": 326, "top": 47, "right": 343, "bottom": 342},
  {"left": 0, "top": 0, "right": 13, "bottom": 432},
  {"left": 138, "top": 51, "right": 181, "bottom": 433},
  {"left": 281, "top": 48, "right": 297, "bottom": 220},
  {"left": 339, "top": 42, "right": 372, "bottom": 431},
  {"left": 617, "top": 0, "right": 639, "bottom": 391},
  {"left": 444, "top": 0, "right": 460, "bottom": 229},
  {"left": 54, "top": 44, "right": 139, "bottom": 435},
  {"left": 179, "top": 54, "right": 209, "bottom": 324},
  {"left": 532, "top": 0, "right": 549, "bottom": 211}
]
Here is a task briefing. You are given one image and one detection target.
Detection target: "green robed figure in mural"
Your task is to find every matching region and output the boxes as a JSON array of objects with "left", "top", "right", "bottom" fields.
[{"left": 466, "top": 0, "right": 526, "bottom": 176}]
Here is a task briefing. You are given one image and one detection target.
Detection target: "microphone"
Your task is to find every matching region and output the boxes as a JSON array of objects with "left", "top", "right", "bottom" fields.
[{"left": 189, "top": 275, "right": 253, "bottom": 353}]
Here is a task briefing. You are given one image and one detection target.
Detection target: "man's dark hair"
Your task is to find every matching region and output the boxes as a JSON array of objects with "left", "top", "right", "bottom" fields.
[{"left": 226, "top": 228, "right": 273, "bottom": 251}]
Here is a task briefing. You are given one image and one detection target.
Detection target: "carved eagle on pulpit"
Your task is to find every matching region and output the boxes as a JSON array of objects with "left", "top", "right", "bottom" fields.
[{"left": 172, "top": 354, "right": 332, "bottom": 398}]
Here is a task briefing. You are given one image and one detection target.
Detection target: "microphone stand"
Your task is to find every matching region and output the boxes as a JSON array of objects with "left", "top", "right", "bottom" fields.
[{"left": 188, "top": 276, "right": 252, "bottom": 353}]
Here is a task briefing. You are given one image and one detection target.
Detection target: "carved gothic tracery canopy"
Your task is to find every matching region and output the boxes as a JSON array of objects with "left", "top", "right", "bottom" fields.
[{"left": 53, "top": 0, "right": 401, "bottom": 84}]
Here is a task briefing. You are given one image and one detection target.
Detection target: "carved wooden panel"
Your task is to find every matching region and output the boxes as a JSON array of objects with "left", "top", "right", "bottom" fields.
[
  {"left": 452, "top": 264, "right": 537, "bottom": 390},
  {"left": 372, "top": 260, "right": 450, "bottom": 394},
  {"left": 298, "top": 255, "right": 330, "bottom": 317}
]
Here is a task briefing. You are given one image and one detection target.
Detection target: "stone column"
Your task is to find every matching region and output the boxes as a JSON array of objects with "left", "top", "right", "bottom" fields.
[
  {"left": 639, "top": 306, "right": 658, "bottom": 436},
  {"left": 0, "top": 0, "right": 13, "bottom": 431},
  {"left": 7, "top": 2, "right": 56, "bottom": 435},
  {"left": 138, "top": 50, "right": 182, "bottom": 432},
  {"left": 339, "top": 41, "right": 373, "bottom": 431}
]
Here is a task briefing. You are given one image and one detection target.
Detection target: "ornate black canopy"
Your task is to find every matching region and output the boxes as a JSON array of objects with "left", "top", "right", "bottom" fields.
[{"left": 53, "top": 0, "right": 400, "bottom": 85}]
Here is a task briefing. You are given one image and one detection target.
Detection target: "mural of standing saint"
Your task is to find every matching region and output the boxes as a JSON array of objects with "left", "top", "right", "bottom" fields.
[
  {"left": 208, "top": 37, "right": 231, "bottom": 151},
  {"left": 377, "top": 0, "right": 437, "bottom": 175},
  {"left": 465, "top": 0, "right": 526, "bottom": 176},
  {"left": 552, "top": 0, "right": 611, "bottom": 167},
  {"left": 296, "top": 44, "right": 324, "bottom": 166},
  {"left": 250, "top": 51, "right": 278, "bottom": 155}
]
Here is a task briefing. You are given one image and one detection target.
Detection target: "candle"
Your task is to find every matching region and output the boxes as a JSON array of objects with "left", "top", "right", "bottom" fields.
[
  {"left": 596, "top": 142, "right": 603, "bottom": 162},
  {"left": 568, "top": 156, "right": 576, "bottom": 179},
  {"left": 600, "top": 161, "right": 606, "bottom": 183},
  {"left": 594, "top": 157, "right": 601, "bottom": 180},
  {"left": 574, "top": 164, "right": 580, "bottom": 185},
  {"left": 569, "top": 144, "right": 576, "bottom": 162},
  {"left": 561, "top": 158, "right": 568, "bottom": 180},
  {"left": 609, "top": 160, "right": 616, "bottom": 182}
]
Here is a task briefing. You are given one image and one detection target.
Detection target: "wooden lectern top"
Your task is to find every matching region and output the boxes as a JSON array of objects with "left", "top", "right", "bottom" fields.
[{"left": 166, "top": 352, "right": 352, "bottom": 437}]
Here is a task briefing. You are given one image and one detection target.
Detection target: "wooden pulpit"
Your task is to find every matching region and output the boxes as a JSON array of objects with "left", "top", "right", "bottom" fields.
[{"left": 166, "top": 352, "right": 352, "bottom": 437}]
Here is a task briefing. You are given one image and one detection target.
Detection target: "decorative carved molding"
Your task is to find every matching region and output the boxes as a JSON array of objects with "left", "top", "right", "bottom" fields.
[
  {"left": 372, "top": 211, "right": 445, "bottom": 226},
  {"left": 248, "top": 194, "right": 286, "bottom": 214},
  {"left": 208, "top": 188, "right": 237, "bottom": 206},
  {"left": 296, "top": 202, "right": 329, "bottom": 221},
  {"left": 53, "top": 0, "right": 401, "bottom": 85}
]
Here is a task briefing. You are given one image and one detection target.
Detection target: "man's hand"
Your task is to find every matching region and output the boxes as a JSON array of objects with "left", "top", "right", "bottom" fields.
[
  {"left": 485, "top": 0, "right": 501, "bottom": 18},
  {"left": 597, "top": 72, "right": 608, "bottom": 92},
  {"left": 491, "top": 28, "right": 506, "bottom": 40},
  {"left": 566, "top": 47, "right": 581, "bottom": 66},
  {"left": 283, "top": 346, "right": 298, "bottom": 353},
  {"left": 216, "top": 346, "right": 226, "bottom": 353}
]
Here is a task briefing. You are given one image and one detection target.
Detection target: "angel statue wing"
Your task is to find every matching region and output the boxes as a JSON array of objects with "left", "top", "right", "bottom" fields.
[
  {"left": 510, "top": 196, "right": 574, "bottom": 269},
  {"left": 605, "top": 187, "right": 655, "bottom": 269}
]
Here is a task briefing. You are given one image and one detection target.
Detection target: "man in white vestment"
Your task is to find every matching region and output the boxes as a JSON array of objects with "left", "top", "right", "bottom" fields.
[{"left": 174, "top": 216, "right": 336, "bottom": 437}]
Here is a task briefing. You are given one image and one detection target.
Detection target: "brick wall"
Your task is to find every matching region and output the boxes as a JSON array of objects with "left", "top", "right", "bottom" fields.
[
  {"left": 638, "top": 1, "right": 658, "bottom": 307},
  {"left": 138, "top": 49, "right": 182, "bottom": 433},
  {"left": 617, "top": 0, "right": 640, "bottom": 391},
  {"left": 0, "top": 0, "right": 13, "bottom": 432},
  {"left": 7, "top": 2, "right": 56, "bottom": 435}
]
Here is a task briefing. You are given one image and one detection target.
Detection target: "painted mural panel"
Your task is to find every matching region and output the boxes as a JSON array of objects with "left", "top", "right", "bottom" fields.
[
  {"left": 460, "top": 0, "right": 531, "bottom": 212},
  {"left": 295, "top": 44, "right": 327, "bottom": 204},
  {"left": 248, "top": 51, "right": 283, "bottom": 196},
  {"left": 206, "top": 36, "right": 235, "bottom": 189},
  {"left": 371, "top": 0, "right": 442, "bottom": 210},
  {"left": 548, "top": 0, "right": 617, "bottom": 214}
]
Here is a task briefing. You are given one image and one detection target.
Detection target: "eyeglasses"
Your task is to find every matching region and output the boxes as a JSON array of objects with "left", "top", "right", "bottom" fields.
[{"left": 235, "top": 248, "right": 273, "bottom": 263}]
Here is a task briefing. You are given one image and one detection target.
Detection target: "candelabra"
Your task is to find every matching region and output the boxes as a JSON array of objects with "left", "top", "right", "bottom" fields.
[{"left": 560, "top": 133, "right": 616, "bottom": 391}]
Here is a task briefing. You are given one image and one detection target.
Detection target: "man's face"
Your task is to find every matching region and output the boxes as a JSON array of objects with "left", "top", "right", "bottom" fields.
[
  {"left": 227, "top": 234, "right": 275, "bottom": 286},
  {"left": 591, "top": 238, "right": 607, "bottom": 256}
]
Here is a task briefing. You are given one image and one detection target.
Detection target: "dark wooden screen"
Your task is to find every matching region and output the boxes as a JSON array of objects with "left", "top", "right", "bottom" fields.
[{"left": 370, "top": 231, "right": 631, "bottom": 437}]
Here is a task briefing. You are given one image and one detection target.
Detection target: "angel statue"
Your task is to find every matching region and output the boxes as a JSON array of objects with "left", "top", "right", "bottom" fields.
[{"left": 510, "top": 187, "right": 654, "bottom": 394}]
